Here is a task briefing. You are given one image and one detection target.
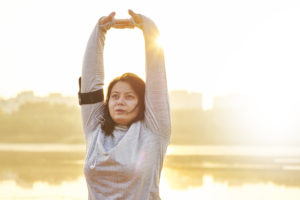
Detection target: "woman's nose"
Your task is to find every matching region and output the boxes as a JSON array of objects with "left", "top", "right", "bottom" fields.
[{"left": 116, "top": 96, "right": 125, "bottom": 105}]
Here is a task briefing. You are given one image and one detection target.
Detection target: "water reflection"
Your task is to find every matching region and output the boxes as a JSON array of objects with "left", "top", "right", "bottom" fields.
[
  {"left": 1, "top": 178, "right": 87, "bottom": 200},
  {"left": 1, "top": 150, "right": 300, "bottom": 189},
  {"left": 164, "top": 155, "right": 300, "bottom": 188},
  {"left": 1, "top": 149, "right": 300, "bottom": 199},
  {"left": 0, "top": 151, "right": 85, "bottom": 188}
]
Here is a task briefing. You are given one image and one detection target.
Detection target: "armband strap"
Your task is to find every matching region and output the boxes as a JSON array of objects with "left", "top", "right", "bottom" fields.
[{"left": 78, "top": 77, "right": 104, "bottom": 105}]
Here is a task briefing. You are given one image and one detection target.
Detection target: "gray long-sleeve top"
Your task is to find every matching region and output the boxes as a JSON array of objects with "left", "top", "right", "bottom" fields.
[{"left": 80, "top": 15, "right": 171, "bottom": 200}]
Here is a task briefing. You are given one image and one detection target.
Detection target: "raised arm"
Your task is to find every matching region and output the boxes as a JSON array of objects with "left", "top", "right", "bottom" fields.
[
  {"left": 129, "top": 10, "right": 171, "bottom": 141},
  {"left": 79, "top": 13, "right": 115, "bottom": 138}
]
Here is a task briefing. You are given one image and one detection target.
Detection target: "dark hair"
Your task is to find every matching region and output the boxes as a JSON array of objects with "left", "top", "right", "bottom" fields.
[{"left": 101, "top": 73, "right": 145, "bottom": 136}]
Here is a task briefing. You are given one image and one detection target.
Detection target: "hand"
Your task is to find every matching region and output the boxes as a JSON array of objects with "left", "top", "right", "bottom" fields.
[
  {"left": 113, "top": 19, "right": 135, "bottom": 29},
  {"left": 112, "top": 9, "right": 144, "bottom": 29},
  {"left": 99, "top": 12, "right": 115, "bottom": 25},
  {"left": 98, "top": 10, "right": 144, "bottom": 30},
  {"left": 98, "top": 12, "right": 116, "bottom": 31},
  {"left": 128, "top": 9, "right": 143, "bottom": 29}
]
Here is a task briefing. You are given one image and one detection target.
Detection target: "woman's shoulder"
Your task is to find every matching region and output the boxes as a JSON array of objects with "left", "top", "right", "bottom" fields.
[{"left": 139, "top": 120, "right": 165, "bottom": 141}]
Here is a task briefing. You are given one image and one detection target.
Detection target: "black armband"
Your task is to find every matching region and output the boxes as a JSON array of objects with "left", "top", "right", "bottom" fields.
[{"left": 78, "top": 77, "right": 104, "bottom": 105}]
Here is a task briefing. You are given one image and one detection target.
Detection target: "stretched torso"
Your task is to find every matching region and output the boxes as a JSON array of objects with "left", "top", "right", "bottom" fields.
[{"left": 84, "top": 121, "right": 167, "bottom": 199}]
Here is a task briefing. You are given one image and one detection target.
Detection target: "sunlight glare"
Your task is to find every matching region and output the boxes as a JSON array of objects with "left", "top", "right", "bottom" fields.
[
  {"left": 156, "top": 35, "right": 164, "bottom": 49},
  {"left": 244, "top": 94, "right": 300, "bottom": 144}
]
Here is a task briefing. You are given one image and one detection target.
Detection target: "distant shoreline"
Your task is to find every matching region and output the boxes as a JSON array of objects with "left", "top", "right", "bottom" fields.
[{"left": 2, "top": 143, "right": 300, "bottom": 156}]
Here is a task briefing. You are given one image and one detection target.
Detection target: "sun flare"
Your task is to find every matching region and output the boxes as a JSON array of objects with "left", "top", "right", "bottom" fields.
[{"left": 155, "top": 35, "right": 164, "bottom": 49}]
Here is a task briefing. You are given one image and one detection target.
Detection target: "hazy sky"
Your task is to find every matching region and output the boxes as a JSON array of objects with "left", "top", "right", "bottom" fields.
[{"left": 1, "top": 0, "right": 300, "bottom": 106}]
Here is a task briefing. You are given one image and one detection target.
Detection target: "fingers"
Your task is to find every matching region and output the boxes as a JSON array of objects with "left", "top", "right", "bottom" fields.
[
  {"left": 113, "top": 24, "right": 134, "bottom": 29},
  {"left": 99, "top": 10, "right": 143, "bottom": 29},
  {"left": 113, "top": 19, "right": 134, "bottom": 29},
  {"left": 128, "top": 9, "right": 136, "bottom": 18},
  {"left": 128, "top": 9, "right": 143, "bottom": 26},
  {"left": 115, "top": 19, "right": 133, "bottom": 25},
  {"left": 99, "top": 12, "right": 116, "bottom": 25}
]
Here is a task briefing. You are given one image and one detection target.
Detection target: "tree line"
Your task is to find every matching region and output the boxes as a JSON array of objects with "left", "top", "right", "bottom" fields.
[{"left": 1, "top": 102, "right": 299, "bottom": 145}]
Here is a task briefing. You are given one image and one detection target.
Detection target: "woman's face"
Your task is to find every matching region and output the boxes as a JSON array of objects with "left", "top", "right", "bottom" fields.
[{"left": 108, "top": 81, "right": 140, "bottom": 126}]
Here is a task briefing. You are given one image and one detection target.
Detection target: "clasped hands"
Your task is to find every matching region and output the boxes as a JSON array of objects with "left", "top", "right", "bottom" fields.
[{"left": 99, "top": 9, "right": 143, "bottom": 29}]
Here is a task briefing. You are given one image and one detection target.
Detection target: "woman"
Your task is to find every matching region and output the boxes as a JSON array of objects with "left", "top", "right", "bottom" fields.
[{"left": 78, "top": 9, "right": 171, "bottom": 199}]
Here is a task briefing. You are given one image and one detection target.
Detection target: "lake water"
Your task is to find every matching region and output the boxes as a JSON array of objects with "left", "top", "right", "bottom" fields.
[{"left": 1, "top": 144, "right": 300, "bottom": 200}]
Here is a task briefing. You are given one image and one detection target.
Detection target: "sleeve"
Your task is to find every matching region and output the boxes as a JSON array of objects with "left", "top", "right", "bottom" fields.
[
  {"left": 140, "top": 17, "right": 171, "bottom": 141},
  {"left": 79, "top": 19, "right": 111, "bottom": 139}
]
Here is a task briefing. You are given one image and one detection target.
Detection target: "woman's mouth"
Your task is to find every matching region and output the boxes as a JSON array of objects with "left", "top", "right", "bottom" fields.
[{"left": 115, "top": 109, "right": 126, "bottom": 114}]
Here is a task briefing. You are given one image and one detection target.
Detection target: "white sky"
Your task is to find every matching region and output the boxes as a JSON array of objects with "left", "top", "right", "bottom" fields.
[{"left": 1, "top": 0, "right": 300, "bottom": 105}]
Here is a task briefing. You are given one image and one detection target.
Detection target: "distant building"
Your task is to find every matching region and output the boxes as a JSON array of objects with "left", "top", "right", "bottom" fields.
[
  {"left": 170, "top": 90, "right": 203, "bottom": 110},
  {"left": 16, "top": 91, "right": 37, "bottom": 104},
  {"left": 48, "top": 92, "right": 78, "bottom": 106},
  {"left": 0, "top": 91, "right": 78, "bottom": 113}
]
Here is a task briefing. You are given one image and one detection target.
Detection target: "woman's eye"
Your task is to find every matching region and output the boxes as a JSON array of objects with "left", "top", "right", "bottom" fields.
[
  {"left": 111, "top": 94, "right": 119, "bottom": 99},
  {"left": 126, "top": 95, "right": 135, "bottom": 99}
]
